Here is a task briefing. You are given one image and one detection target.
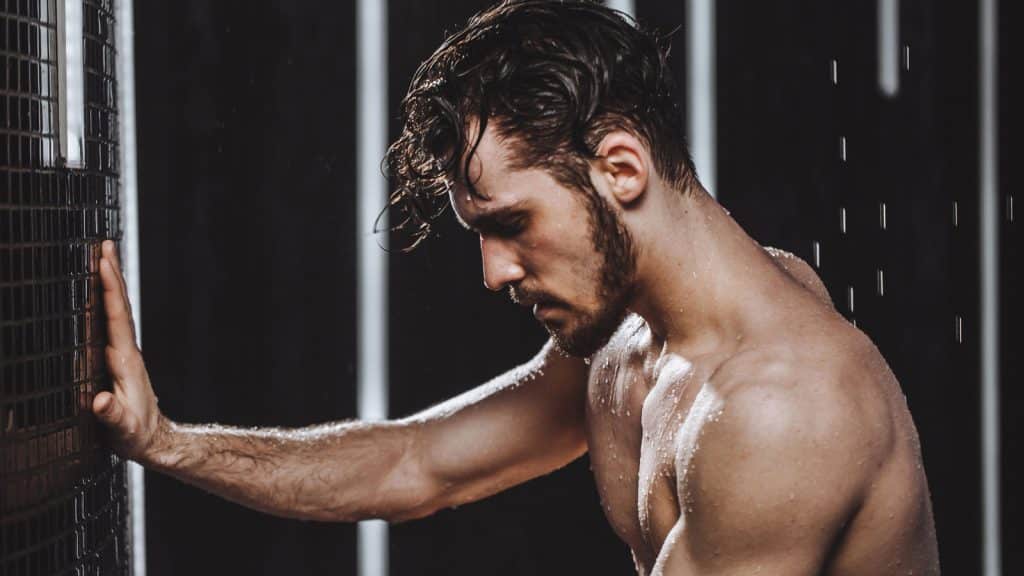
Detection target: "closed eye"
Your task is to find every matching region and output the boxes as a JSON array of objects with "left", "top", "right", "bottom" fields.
[
  {"left": 471, "top": 210, "right": 528, "bottom": 238},
  {"left": 490, "top": 214, "right": 526, "bottom": 238}
]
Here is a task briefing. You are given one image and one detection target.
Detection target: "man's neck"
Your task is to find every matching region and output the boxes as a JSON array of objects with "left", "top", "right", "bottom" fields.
[{"left": 627, "top": 188, "right": 802, "bottom": 358}]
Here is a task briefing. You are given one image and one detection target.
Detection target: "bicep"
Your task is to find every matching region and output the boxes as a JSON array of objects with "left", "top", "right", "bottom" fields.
[{"left": 398, "top": 340, "right": 589, "bottom": 511}]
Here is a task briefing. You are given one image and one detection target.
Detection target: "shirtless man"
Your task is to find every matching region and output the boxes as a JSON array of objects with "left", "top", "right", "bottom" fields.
[{"left": 92, "top": 1, "right": 940, "bottom": 573}]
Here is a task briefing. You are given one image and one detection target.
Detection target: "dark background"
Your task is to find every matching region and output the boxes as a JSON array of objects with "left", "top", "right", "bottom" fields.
[{"left": 131, "top": 1, "right": 1016, "bottom": 575}]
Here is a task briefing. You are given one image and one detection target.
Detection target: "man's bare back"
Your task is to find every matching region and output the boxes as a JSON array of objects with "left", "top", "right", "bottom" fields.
[{"left": 582, "top": 251, "right": 939, "bottom": 574}]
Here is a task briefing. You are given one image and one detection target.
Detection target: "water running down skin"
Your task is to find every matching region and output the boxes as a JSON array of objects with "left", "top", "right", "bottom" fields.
[{"left": 92, "top": 123, "right": 939, "bottom": 574}]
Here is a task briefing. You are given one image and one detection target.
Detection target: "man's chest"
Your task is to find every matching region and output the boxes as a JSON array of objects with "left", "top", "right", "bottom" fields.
[{"left": 582, "top": 317, "right": 722, "bottom": 568}]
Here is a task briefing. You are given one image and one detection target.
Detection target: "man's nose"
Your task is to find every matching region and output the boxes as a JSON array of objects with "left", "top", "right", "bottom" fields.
[{"left": 480, "top": 236, "right": 525, "bottom": 291}]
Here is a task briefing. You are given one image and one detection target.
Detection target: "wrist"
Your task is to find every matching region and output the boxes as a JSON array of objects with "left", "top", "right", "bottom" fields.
[{"left": 138, "top": 413, "right": 177, "bottom": 470}]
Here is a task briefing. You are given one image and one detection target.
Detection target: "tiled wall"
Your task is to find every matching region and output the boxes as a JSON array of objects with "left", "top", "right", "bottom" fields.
[{"left": 1, "top": 0, "right": 129, "bottom": 574}]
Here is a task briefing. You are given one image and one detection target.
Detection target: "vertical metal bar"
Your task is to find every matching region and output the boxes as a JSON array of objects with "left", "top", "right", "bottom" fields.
[
  {"left": 878, "top": 0, "right": 900, "bottom": 96},
  {"left": 687, "top": 0, "right": 716, "bottom": 197},
  {"left": 115, "top": 1, "right": 145, "bottom": 574},
  {"left": 605, "top": 0, "right": 635, "bottom": 18},
  {"left": 979, "top": 0, "right": 1001, "bottom": 573},
  {"left": 357, "top": 0, "right": 389, "bottom": 574},
  {"left": 61, "top": 0, "right": 85, "bottom": 165}
]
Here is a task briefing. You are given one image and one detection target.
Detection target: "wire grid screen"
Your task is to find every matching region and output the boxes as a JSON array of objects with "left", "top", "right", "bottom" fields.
[{"left": 0, "top": 0, "right": 130, "bottom": 574}]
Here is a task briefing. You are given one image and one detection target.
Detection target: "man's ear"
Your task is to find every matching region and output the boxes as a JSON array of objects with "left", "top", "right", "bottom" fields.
[{"left": 593, "top": 130, "right": 649, "bottom": 206}]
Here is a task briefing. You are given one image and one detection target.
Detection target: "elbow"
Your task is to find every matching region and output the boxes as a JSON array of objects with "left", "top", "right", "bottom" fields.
[
  {"left": 371, "top": 451, "right": 450, "bottom": 524},
  {"left": 367, "top": 484, "right": 447, "bottom": 524},
  {"left": 385, "top": 500, "right": 441, "bottom": 523}
]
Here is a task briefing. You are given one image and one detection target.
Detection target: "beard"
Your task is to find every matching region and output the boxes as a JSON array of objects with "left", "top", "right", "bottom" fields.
[{"left": 515, "top": 190, "right": 637, "bottom": 358}]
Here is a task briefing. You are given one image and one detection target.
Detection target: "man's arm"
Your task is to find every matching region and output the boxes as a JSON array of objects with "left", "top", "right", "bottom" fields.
[
  {"left": 652, "top": 373, "right": 875, "bottom": 575},
  {"left": 92, "top": 241, "right": 589, "bottom": 522}
]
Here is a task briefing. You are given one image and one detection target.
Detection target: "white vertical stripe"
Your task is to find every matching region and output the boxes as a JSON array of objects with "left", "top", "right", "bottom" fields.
[
  {"left": 356, "top": 0, "right": 389, "bottom": 574},
  {"left": 687, "top": 0, "right": 716, "bottom": 198},
  {"left": 605, "top": 0, "right": 635, "bottom": 18},
  {"left": 61, "top": 0, "right": 85, "bottom": 165},
  {"left": 878, "top": 0, "right": 900, "bottom": 96},
  {"left": 979, "top": 0, "right": 1001, "bottom": 574},
  {"left": 115, "top": 0, "right": 146, "bottom": 574}
]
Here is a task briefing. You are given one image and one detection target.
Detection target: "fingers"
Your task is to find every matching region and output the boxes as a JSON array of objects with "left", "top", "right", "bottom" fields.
[
  {"left": 102, "top": 240, "right": 138, "bottom": 345},
  {"left": 101, "top": 240, "right": 130, "bottom": 308},
  {"left": 100, "top": 256, "right": 138, "bottom": 352}
]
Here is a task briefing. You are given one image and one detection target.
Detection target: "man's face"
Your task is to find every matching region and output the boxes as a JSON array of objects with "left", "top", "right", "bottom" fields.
[{"left": 449, "top": 124, "right": 636, "bottom": 357}]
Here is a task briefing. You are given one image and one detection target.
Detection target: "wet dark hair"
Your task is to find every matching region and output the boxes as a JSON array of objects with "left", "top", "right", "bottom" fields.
[{"left": 384, "top": 0, "right": 695, "bottom": 248}]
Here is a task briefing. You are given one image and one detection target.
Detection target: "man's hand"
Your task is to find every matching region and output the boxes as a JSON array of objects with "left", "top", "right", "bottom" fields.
[{"left": 91, "top": 239, "right": 166, "bottom": 463}]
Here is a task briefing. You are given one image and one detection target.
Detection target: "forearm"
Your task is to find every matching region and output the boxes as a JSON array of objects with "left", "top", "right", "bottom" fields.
[{"left": 142, "top": 415, "right": 431, "bottom": 522}]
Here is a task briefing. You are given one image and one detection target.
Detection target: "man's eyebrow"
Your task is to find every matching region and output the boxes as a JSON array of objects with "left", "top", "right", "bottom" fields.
[{"left": 458, "top": 201, "right": 529, "bottom": 232}]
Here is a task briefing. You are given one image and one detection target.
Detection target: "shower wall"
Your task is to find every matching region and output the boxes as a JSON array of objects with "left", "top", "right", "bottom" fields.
[{"left": 1, "top": 0, "right": 129, "bottom": 575}]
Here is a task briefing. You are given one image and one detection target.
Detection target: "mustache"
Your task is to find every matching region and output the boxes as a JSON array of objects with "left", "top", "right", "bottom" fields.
[{"left": 508, "top": 285, "right": 559, "bottom": 308}]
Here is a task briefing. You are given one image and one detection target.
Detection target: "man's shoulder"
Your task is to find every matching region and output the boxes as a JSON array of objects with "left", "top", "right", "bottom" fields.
[
  {"left": 674, "top": 346, "right": 882, "bottom": 537},
  {"left": 693, "top": 338, "right": 893, "bottom": 477}
]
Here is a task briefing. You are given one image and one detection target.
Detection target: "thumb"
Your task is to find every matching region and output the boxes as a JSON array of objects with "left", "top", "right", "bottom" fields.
[{"left": 93, "top": 391, "right": 125, "bottom": 427}]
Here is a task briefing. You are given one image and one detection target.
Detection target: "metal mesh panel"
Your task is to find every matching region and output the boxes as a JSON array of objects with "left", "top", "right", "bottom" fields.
[{"left": 1, "top": 0, "right": 129, "bottom": 574}]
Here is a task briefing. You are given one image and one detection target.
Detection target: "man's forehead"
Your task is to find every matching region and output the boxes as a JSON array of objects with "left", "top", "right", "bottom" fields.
[
  {"left": 449, "top": 182, "right": 528, "bottom": 230},
  {"left": 457, "top": 123, "right": 517, "bottom": 183},
  {"left": 448, "top": 133, "right": 517, "bottom": 205},
  {"left": 446, "top": 120, "right": 546, "bottom": 224}
]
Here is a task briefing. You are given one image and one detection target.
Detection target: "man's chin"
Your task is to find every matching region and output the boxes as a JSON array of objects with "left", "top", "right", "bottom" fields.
[{"left": 547, "top": 319, "right": 620, "bottom": 358}]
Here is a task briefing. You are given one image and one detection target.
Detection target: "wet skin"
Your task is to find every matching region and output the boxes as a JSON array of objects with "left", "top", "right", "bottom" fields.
[
  {"left": 92, "top": 121, "right": 940, "bottom": 574},
  {"left": 444, "top": 125, "right": 939, "bottom": 574},
  {"left": 582, "top": 262, "right": 940, "bottom": 575}
]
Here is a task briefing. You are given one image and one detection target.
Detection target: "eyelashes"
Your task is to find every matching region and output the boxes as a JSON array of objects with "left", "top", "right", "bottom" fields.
[
  {"left": 478, "top": 214, "right": 528, "bottom": 238},
  {"left": 496, "top": 218, "right": 526, "bottom": 237}
]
